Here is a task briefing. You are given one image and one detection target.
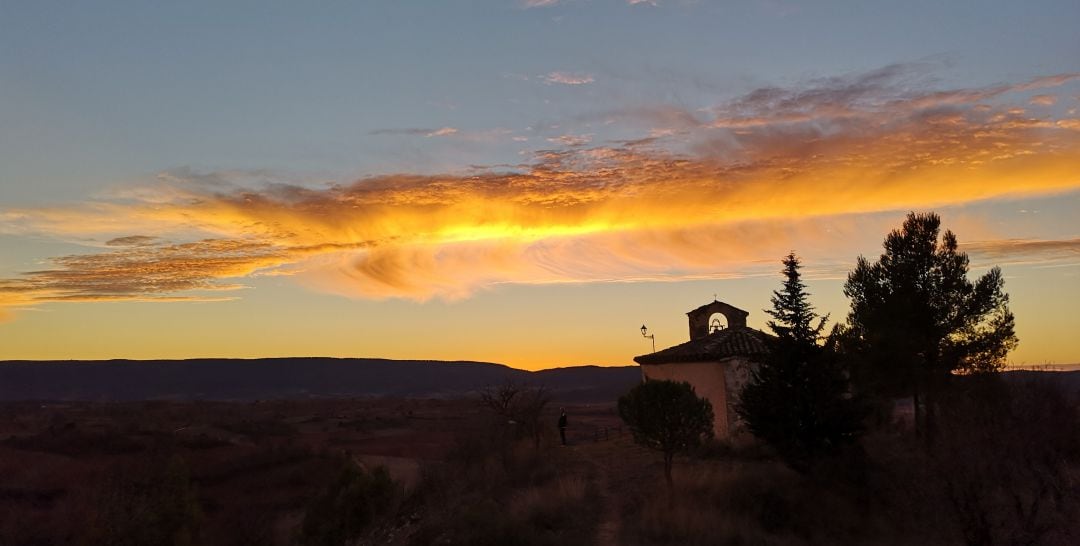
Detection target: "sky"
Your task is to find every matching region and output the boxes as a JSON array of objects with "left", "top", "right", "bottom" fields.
[{"left": 1, "top": 1, "right": 1078, "bottom": 370}]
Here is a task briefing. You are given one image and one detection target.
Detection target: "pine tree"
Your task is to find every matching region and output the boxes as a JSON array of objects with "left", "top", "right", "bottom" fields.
[
  {"left": 737, "top": 253, "right": 864, "bottom": 471},
  {"left": 766, "top": 253, "right": 825, "bottom": 344},
  {"left": 841, "top": 212, "right": 1017, "bottom": 437}
]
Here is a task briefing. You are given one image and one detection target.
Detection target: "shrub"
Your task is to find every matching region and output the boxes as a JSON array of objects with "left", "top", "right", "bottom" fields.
[
  {"left": 83, "top": 455, "right": 202, "bottom": 546},
  {"left": 619, "top": 380, "right": 713, "bottom": 487},
  {"left": 928, "top": 377, "right": 1080, "bottom": 545},
  {"left": 298, "top": 461, "right": 399, "bottom": 546}
]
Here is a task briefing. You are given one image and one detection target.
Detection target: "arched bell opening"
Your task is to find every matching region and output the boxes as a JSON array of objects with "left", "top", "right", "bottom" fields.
[
  {"left": 708, "top": 312, "right": 728, "bottom": 333},
  {"left": 687, "top": 300, "right": 749, "bottom": 340}
]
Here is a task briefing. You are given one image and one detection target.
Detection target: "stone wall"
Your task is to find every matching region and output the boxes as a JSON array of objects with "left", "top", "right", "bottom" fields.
[{"left": 721, "top": 358, "right": 757, "bottom": 435}]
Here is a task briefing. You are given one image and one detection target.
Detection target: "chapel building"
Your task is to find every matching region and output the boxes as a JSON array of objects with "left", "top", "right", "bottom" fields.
[{"left": 633, "top": 300, "right": 772, "bottom": 438}]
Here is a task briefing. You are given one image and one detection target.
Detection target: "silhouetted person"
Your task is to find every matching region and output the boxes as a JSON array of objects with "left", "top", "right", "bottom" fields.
[{"left": 558, "top": 408, "right": 568, "bottom": 446}]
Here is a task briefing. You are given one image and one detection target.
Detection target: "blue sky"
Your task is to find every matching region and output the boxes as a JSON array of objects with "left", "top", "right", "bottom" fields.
[
  {"left": 1, "top": 1, "right": 1078, "bottom": 368},
  {"left": 4, "top": 0, "right": 1076, "bottom": 201}
]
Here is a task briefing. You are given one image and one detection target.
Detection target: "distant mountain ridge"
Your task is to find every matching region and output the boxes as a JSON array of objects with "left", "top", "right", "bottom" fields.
[
  {"left": 0, "top": 358, "right": 642, "bottom": 402},
  {"left": 2, "top": 358, "right": 1072, "bottom": 404}
]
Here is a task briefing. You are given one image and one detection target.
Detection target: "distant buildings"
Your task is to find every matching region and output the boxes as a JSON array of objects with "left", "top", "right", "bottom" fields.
[{"left": 634, "top": 300, "right": 771, "bottom": 439}]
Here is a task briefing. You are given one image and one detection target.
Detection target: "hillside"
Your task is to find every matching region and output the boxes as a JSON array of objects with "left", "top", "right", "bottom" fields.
[{"left": 0, "top": 358, "right": 642, "bottom": 402}]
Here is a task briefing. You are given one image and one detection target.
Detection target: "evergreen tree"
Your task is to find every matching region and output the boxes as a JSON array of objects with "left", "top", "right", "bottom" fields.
[
  {"left": 841, "top": 212, "right": 1017, "bottom": 437},
  {"left": 737, "top": 253, "right": 864, "bottom": 472},
  {"left": 766, "top": 253, "right": 826, "bottom": 343}
]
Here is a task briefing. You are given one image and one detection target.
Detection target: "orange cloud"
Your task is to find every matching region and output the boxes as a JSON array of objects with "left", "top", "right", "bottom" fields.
[
  {"left": 1, "top": 67, "right": 1079, "bottom": 314},
  {"left": 1030, "top": 94, "right": 1057, "bottom": 106},
  {"left": 0, "top": 239, "right": 281, "bottom": 306}
]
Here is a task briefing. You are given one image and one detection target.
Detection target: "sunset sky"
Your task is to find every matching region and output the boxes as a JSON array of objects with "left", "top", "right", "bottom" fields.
[{"left": 1, "top": 1, "right": 1078, "bottom": 370}]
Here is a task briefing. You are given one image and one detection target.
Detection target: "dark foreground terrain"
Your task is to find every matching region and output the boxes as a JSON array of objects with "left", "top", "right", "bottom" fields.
[
  {"left": 1, "top": 371, "right": 1078, "bottom": 545},
  {"left": 0, "top": 397, "right": 619, "bottom": 545}
]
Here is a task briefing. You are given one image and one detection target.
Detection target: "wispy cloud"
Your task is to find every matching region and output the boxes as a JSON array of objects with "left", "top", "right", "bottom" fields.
[
  {"left": 0, "top": 240, "right": 278, "bottom": 307},
  {"left": 524, "top": 0, "right": 650, "bottom": 8},
  {"left": 426, "top": 127, "right": 459, "bottom": 137},
  {"left": 522, "top": 0, "right": 560, "bottom": 8},
  {"left": 964, "top": 238, "right": 1080, "bottom": 267},
  {"left": 587, "top": 105, "right": 703, "bottom": 131},
  {"left": 543, "top": 71, "right": 595, "bottom": 85},
  {"left": 370, "top": 127, "right": 459, "bottom": 137},
  {"left": 706, "top": 65, "right": 1079, "bottom": 129},
  {"left": 105, "top": 235, "right": 159, "bottom": 247},
  {"left": 2, "top": 66, "right": 1079, "bottom": 313},
  {"left": 546, "top": 134, "right": 592, "bottom": 147}
]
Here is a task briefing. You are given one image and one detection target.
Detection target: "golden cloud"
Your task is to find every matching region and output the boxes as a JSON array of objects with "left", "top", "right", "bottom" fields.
[{"left": 2, "top": 67, "right": 1079, "bottom": 312}]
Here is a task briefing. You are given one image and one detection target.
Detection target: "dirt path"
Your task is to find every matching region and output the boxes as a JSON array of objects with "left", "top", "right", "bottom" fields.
[
  {"left": 590, "top": 453, "right": 620, "bottom": 546},
  {"left": 571, "top": 436, "right": 656, "bottom": 546}
]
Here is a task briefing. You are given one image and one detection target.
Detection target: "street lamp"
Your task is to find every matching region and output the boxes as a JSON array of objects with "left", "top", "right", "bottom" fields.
[{"left": 640, "top": 324, "right": 655, "bottom": 353}]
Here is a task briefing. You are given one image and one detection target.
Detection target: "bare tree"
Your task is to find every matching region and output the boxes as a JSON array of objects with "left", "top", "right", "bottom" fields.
[
  {"left": 479, "top": 381, "right": 520, "bottom": 419},
  {"left": 479, "top": 381, "right": 552, "bottom": 449}
]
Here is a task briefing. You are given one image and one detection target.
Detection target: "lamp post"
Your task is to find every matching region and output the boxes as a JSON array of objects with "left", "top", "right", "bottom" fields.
[{"left": 640, "top": 324, "right": 655, "bottom": 353}]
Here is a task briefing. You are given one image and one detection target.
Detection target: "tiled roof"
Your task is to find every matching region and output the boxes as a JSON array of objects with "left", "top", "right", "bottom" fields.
[{"left": 633, "top": 326, "right": 772, "bottom": 365}]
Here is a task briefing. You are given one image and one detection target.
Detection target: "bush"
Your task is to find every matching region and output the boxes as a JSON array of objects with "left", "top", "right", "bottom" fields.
[
  {"left": 928, "top": 377, "right": 1080, "bottom": 545},
  {"left": 409, "top": 438, "right": 600, "bottom": 546},
  {"left": 83, "top": 456, "right": 202, "bottom": 546},
  {"left": 299, "top": 461, "right": 399, "bottom": 546},
  {"left": 618, "top": 380, "right": 713, "bottom": 486}
]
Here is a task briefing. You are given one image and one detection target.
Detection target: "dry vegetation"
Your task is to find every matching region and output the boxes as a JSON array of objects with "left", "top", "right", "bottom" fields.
[
  {"left": 0, "top": 398, "right": 484, "bottom": 545},
  {"left": 0, "top": 376, "right": 1077, "bottom": 545},
  {"left": 618, "top": 376, "right": 1080, "bottom": 546}
]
